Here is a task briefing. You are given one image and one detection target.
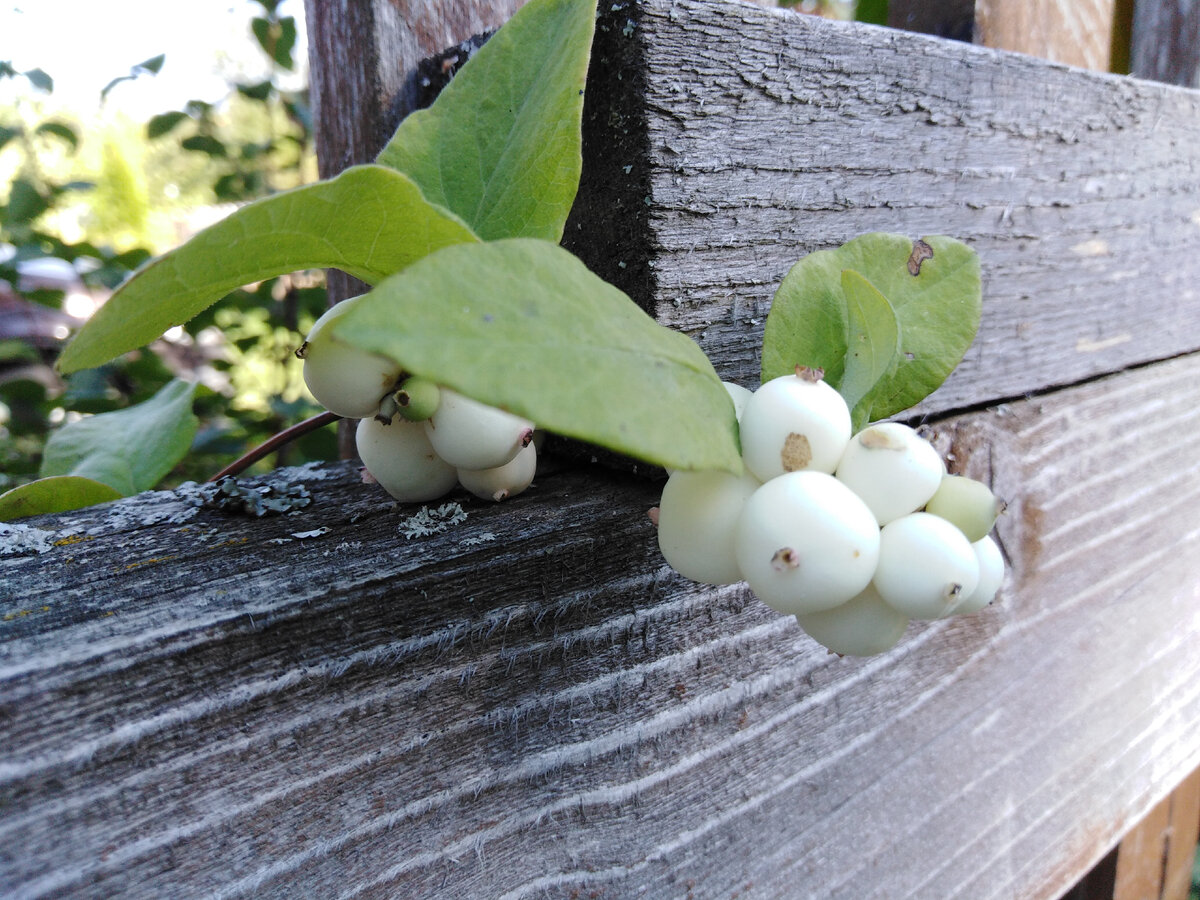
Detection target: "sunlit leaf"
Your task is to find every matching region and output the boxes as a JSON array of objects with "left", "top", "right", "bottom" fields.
[
  {"left": 56, "top": 165, "right": 478, "bottom": 373},
  {"left": 335, "top": 239, "right": 743, "bottom": 473},
  {"left": 40, "top": 379, "right": 199, "bottom": 495},
  {"left": 762, "top": 233, "right": 981, "bottom": 422},
  {"left": 0, "top": 476, "right": 123, "bottom": 522},
  {"left": 376, "top": 0, "right": 596, "bottom": 241}
]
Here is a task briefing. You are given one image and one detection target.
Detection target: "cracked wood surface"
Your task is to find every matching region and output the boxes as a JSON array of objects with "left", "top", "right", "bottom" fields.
[
  {"left": 567, "top": 0, "right": 1200, "bottom": 419},
  {"left": 4, "top": 352, "right": 1200, "bottom": 898}
]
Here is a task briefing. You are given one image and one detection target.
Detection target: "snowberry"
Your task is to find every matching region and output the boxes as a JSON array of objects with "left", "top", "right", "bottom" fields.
[
  {"left": 458, "top": 442, "right": 538, "bottom": 502},
  {"left": 739, "top": 367, "right": 851, "bottom": 481},
  {"left": 423, "top": 389, "right": 535, "bottom": 470},
  {"left": 355, "top": 415, "right": 458, "bottom": 503},
  {"left": 299, "top": 296, "right": 402, "bottom": 419},
  {"left": 925, "top": 474, "right": 1004, "bottom": 542},
  {"left": 394, "top": 375, "right": 442, "bottom": 422},
  {"left": 873, "top": 512, "right": 980, "bottom": 619},
  {"left": 734, "top": 471, "right": 879, "bottom": 615},
  {"left": 795, "top": 583, "right": 910, "bottom": 657},
  {"left": 656, "top": 468, "right": 761, "bottom": 586},
  {"left": 835, "top": 422, "right": 943, "bottom": 525},
  {"left": 723, "top": 381, "right": 753, "bottom": 422},
  {"left": 952, "top": 535, "right": 1004, "bottom": 615}
]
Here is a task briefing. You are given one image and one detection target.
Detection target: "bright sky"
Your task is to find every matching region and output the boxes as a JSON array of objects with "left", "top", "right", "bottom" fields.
[{"left": 0, "top": 0, "right": 308, "bottom": 119}]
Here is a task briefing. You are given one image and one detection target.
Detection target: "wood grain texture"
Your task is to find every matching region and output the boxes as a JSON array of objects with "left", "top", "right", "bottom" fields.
[
  {"left": 1131, "top": 0, "right": 1200, "bottom": 88},
  {"left": 572, "top": 0, "right": 1200, "bottom": 416},
  {"left": 4, "top": 349, "right": 1200, "bottom": 898},
  {"left": 974, "top": 0, "right": 1117, "bottom": 71}
]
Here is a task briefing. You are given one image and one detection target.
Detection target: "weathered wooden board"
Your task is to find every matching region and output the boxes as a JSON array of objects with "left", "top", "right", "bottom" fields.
[
  {"left": 565, "top": 0, "right": 1200, "bottom": 418},
  {"left": 3, "top": 348, "right": 1200, "bottom": 898}
]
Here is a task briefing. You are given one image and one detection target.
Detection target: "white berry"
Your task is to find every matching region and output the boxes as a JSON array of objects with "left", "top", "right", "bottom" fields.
[
  {"left": 953, "top": 535, "right": 1004, "bottom": 615},
  {"left": 795, "top": 583, "right": 909, "bottom": 657},
  {"left": 873, "top": 512, "right": 980, "bottom": 619},
  {"left": 423, "top": 389, "right": 535, "bottom": 470},
  {"left": 356, "top": 415, "right": 458, "bottom": 503},
  {"left": 458, "top": 442, "right": 538, "bottom": 502},
  {"left": 835, "top": 422, "right": 944, "bottom": 525},
  {"left": 924, "top": 474, "right": 1004, "bottom": 542},
  {"left": 723, "top": 381, "right": 753, "bottom": 422},
  {"left": 656, "top": 468, "right": 761, "bottom": 586},
  {"left": 300, "top": 296, "right": 402, "bottom": 419},
  {"left": 734, "top": 471, "right": 879, "bottom": 615},
  {"left": 739, "top": 368, "right": 851, "bottom": 481}
]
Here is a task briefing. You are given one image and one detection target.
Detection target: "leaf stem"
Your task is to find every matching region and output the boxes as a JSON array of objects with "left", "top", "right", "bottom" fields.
[{"left": 208, "top": 410, "right": 342, "bottom": 482}]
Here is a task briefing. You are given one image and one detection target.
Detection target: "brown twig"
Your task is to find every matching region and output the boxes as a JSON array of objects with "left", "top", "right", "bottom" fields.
[{"left": 207, "top": 411, "right": 343, "bottom": 482}]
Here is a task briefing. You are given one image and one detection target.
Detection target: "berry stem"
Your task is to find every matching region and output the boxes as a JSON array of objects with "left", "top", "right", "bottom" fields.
[{"left": 207, "top": 410, "right": 343, "bottom": 482}]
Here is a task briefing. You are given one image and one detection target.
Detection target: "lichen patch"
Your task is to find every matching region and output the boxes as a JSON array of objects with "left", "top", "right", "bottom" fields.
[{"left": 781, "top": 432, "right": 813, "bottom": 471}]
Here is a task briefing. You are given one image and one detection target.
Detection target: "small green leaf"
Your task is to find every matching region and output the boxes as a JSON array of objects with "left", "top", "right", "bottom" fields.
[
  {"left": 181, "top": 134, "right": 228, "bottom": 157},
  {"left": 56, "top": 165, "right": 478, "bottom": 374},
  {"left": 34, "top": 121, "right": 79, "bottom": 151},
  {"left": 24, "top": 68, "right": 53, "bottom": 92},
  {"left": 376, "top": 0, "right": 596, "bottom": 241},
  {"left": 335, "top": 239, "right": 742, "bottom": 473},
  {"left": 763, "top": 233, "right": 981, "bottom": 423},
  {"left": 137, "top": 54, "right": 166, "bottom": 75},
  {"left": 839, "top": 269, "right": 900, "bottom": 431},
  {"left": 40, "top": 379, "right": 199, "bottom": 495},
  {"left": 0, "top": 476, "right": 123, "bottom": 522},
  {"left": 147, "top": 111, "right": 189, "bottom": 138}
]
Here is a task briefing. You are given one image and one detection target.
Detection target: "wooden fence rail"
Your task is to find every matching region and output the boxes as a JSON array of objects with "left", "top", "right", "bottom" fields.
[{"left": 3, "top": 0, "right": 1200, "bottom": 896}]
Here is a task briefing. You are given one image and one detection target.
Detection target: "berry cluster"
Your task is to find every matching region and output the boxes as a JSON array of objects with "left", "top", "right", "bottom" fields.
[
  {"left": 298, "top": 296, "right": 537, "bottom": 503},
  {"left": 655, "top": 367, "right": 1005, "bottom": 657}
]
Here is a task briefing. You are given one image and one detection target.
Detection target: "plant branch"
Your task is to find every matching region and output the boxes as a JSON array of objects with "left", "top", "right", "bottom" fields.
[{"left": 208, "top": 410, "right": 342, "bottom": 482}]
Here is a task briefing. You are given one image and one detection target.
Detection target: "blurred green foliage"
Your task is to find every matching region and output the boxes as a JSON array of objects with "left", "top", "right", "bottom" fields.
[{"left": 0, "top": 0, "right": 336, "bottom": 495}]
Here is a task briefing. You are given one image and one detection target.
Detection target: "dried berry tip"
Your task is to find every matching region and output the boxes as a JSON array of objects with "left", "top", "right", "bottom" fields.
[
  {"left": 771, "top": 547, "right": 801, "bottom": 571},
  {"left": 794, "top": 365, "right": 825, "bottom": 383},
  {"left": 647, "top": 506, "right": 660, "bottom": 527},
  {"left": 294, "top": 342, "right": 308, "bottom": 360}
]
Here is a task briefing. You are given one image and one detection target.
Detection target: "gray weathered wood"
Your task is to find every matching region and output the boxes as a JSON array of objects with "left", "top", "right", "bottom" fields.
[
  {"left": 3, "top": 351, "right": 1200, "bottom": 898},
  {"left": 567, "top": 0, "right": 1200, "bottom": 418}
]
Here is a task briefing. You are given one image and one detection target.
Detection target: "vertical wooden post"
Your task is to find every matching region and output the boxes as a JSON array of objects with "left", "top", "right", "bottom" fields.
[
  {"left": 972, "top": 0, "right": 1120, "bottom": 71},
  {"left": 301, "top": 0, "right": 527, "bottom": 453},
  {"left": 1130, "top": 0, "right": 1200, "bottom": 87}
]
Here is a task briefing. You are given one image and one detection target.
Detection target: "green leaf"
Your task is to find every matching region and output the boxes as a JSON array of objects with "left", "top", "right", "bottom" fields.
[
  {"left": 137, "top": 54, "right": 166, "bottom": 75},
  {"left": 762, "top": 233, "right": 981, "bottom": 423},
  {"left": 0, "top": 476, "right": 123, "bottom": 522},
  {"left": 34, "top": 121, "right": 79, "bottom": 151},
  {"left": 376, "top": 0, "right": 596, "bottom": 242},
  {"left": 181, "top": 134, "right": 228, "bottom": 157},
  {"left": 23, "top": 68, "right": 52, "bottom": 92},
  {"left": 5, "top": 178, "right": 49, "bottom": 224},
  {"left": 334, "top": 239, "right": 743, "bottom": 473},
  {"left": 147, "top": 111, "right": 189, "bottom": 138},
  {"left": 40, "top": 379, "right": 199, "bottom": 495},
  {"left": 855, "top": 0, "right": 888, "bottom": 25},
  {"left": 839, "top": 269, "right": 900, "bottom": 431},
  {"left": 56, "top": 164, "right": 478, "bottom": 373}
]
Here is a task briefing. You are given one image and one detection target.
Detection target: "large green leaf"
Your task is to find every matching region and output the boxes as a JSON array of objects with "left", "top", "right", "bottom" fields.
[
  {"left": 0, "top": 476, "right": 123, "bottom": 522},
  {"left": 56, "top": 165, "right": 478, "bottom": 374},
  {"left": 334, "top": 239, "right": 742, "bottom": 473},
  {"left": 40, "top": 379, "right": 199, "bottom": 495},
  {"left": 762, "top": 234, "right": 981, "bottom": 423},
  {"left": 376, "top": 0, "right": 596, "bottom": 242}
]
